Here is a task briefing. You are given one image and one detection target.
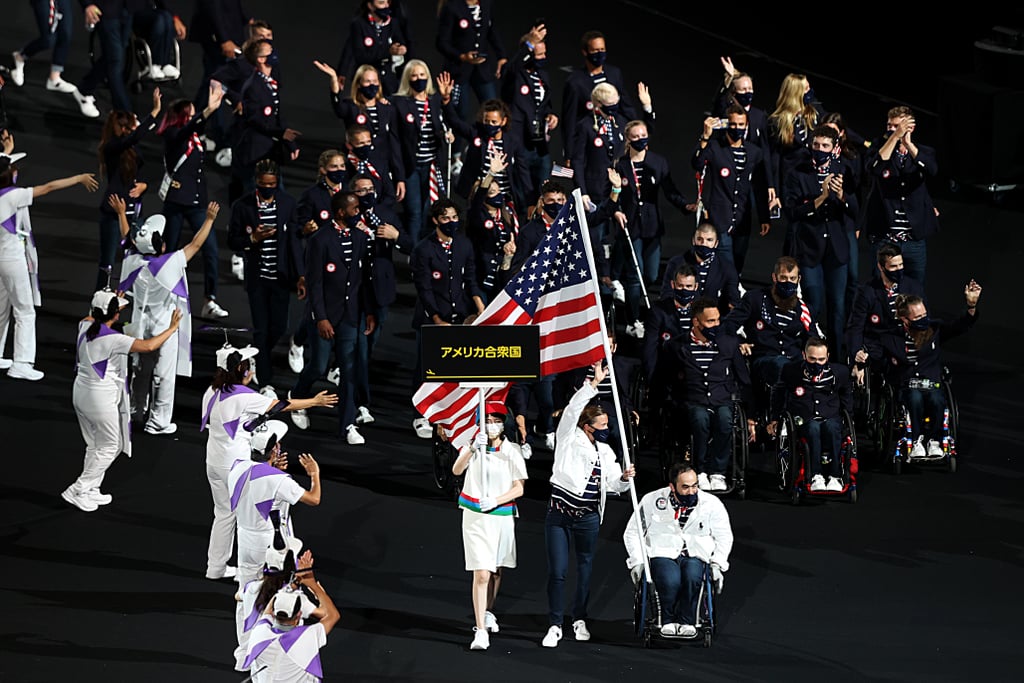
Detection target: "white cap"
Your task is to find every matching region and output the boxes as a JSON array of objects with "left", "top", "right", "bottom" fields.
[
  {"left": 264, "top": 535, "right": 303, "bottom": 572},
  {"left": 215, "top": 344, "right": 259, "bottom": 370},
  {"left": 251, "top": 419, "right": 288, "bottom": 456},
  {"left": 0, "top": 152, "right": 27, "bottom": 165},
  {"left": 132, "top": 214, "right": 167, "bottom": 255},
  {"left": 272, "top": 587, "right": 303, "bottom": 622},
  {"left": 91, "top": 289, "right": 130, "bottom": 312}
]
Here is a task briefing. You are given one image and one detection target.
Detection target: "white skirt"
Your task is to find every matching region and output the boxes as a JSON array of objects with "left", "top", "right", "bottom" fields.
[{"left": 462, "top": 509, "right": 517, "bottom": 572}]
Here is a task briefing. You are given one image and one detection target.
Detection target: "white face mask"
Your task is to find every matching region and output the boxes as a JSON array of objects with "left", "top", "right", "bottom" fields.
[{"left": 485, "top": 423, "right": 504, "bottom": 437}]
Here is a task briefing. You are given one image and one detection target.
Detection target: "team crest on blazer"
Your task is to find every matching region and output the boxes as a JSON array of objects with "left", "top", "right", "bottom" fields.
[
  {"left": 459, "top": 18, "right": 469, "bottom": 29},
  {"left": 795, "top": 387, "right": 805, "bottom": 396},
  {"left": 364, "top": 36, "right": 374, "bottom": 47},
  {"left": 406, "top": 112, "right": 415, "bottom": 123},
  {"left": 870, "top": 314, "right": 880, "bottom": 324},
  {"left": 520, "top": 84, "right": 530, "bottom": 96},
  {"left": 473, "top": 137, "right": 482, "bottom": 147},
  {"left": 594, "top": 137, "right": 604, "bottom": 147},
  {"left": 655, "top": 497, "right": 668, "bottom": 510},
  {"left": 755, "top": 320, "right": 764, "bottom": 330},
  {"left": 432, "top": 270, "right": 442, "bottom": 280},
  {"left": 263, "top": 106, "right": 272, "bottom": 116},
  {"left": 356, "top": 114, "right": 367, "bottom": 125},
  {"left": 319, "top": 210, "right": 329, "bottom": 220},
  {"left": 720, "top": 167, "right": 731, "bottom": 177},
  {"left": 484, "top": 219, "right": 494, "bottom": 229},
  {"left": 326, "top": 263, "right": 336, "bottom": 273}
]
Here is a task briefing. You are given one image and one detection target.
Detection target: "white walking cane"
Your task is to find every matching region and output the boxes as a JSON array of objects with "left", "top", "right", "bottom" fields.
[{"left": 616, "top": 216, "right": 651, "bottom": 312}]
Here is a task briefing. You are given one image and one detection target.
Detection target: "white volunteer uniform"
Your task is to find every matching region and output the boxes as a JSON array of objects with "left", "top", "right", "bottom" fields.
[
  {"left": 243, "top": 617, "right": 327, "bottom": 682},
  {"left": 0, "top": 186, "right": 40, "bottom": 364},
  {"left": 120, "top": 248, "right": 193, "bottom": 431},
  {"left": 235, "top": 578, "right": 316, "bottom": 672},
  {"left": 623, "top": 487, "right": 734, "bottom": 572},
  {"left": 67, "top": 320, "right": 135, "bottom": 496},
  {"left": 457, "top": 439, "right": 528, "bottom": 572},
  {"left": 201, "top": 384, "right": 274, "bottom": 577}
]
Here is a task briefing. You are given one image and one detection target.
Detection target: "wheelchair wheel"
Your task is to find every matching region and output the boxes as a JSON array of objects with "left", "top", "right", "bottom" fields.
[
  {"left": 775, "top": 414, "right": 797, "bottom": 494},
  {"left": 431, "top": 429, "right": 454, "bottom": 491},
  {"left": 942, "top": 366, "right": 959, "bottom": 447},
  {"left": 658, "top": 403, "right": 689, "bottom": 481},
  {"left": 731, "top": 403, "right": 749, "bottom": 499},
  {"left": 703, "top": 630, "right": 713, "bottom": 648},
  {"left": 631, "top": 372, "right": 652, "bottom": 449},
  {"left": 874, "top": 379, "right": 894, "bottom": 458}
]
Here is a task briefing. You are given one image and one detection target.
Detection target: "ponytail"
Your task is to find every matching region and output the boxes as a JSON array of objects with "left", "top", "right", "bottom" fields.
[{"left": 86, "top": 297, "right": 119, "bottom": 341}]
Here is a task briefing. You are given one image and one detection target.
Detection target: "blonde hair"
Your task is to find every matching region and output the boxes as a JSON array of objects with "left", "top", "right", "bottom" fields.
[
  {"left": 770, "top": 73, "right": 818, "bottom": 146},
  {"left": 396, "top": 59, "right": 436, "bottom": 97},
  {"left": 591, "top": 82, "right": 619, "bottom": 108},
  {"left": 350, "top": 64, "right": 382, "bottom": 105}
]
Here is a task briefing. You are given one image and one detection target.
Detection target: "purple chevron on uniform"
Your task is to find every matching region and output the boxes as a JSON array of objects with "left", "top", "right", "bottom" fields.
[
  {"left": 92, "top": 359, "right": 108, "bottom": 379},
  {"left": 223, "top": 417, "right": 241, "bottom": 440}
]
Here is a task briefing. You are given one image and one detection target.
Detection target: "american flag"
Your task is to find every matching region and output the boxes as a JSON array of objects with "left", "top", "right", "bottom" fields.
[
  {"left": 412, "top": 192, "right": 606, "bottom": 449},
  {"left": 550, "top": 164, "right": 574, "bottom": 179}
]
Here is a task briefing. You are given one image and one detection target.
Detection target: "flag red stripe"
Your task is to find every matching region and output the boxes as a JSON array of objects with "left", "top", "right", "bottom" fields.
[
  {"left": 540, "top": 317, "right": 604, "bottom": 348},
  {"left": 534, "top": 291, "right": 598, "bottom": 324}
]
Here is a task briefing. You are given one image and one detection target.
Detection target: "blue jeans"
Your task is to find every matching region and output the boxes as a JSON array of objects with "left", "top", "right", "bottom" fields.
[
  {"left": 97, "top": 212, "right": 122, "bottom": 290},
  {"left": 519, "top": 145, "right": 553, "bottom": 207},
  {"left": 355, "top": 307, "right": 387, "bottom": 408},
  {"left": 900, "top": 387, "right": 946, "bottom": 442},
  {"left": 544, "top": 507, "right": 600, "bottom": 626},
  {"left": 23, "top": 0, "right": 73, "bottom": 69},
  {"left": 453, "top": 72, "right": 497, "bottom": 137},
  {"left": 294, "top": 318, "right": 358, "bottom": 433},
  {"left": 898, "top": 238, "right": 927, "bottom": 288},
  {"left": 131, "top": 8, "right": 174, "bottom": 66},
  {"left": 752, "top": 354, "right": 788, "bottom": 388},
  {"left": 717, "top": 229, "right": 751, "bottom": 278},
  {"left": 247, "top": 278, "right": 290, "bottom": 388},
  {"left": 405, "top": 163, "right": 434, "bottom": 241},
  {"left": 79, "top": 8, "right": 133, "bottom": 111},
  {"left": 614, "top": 234, "right": 660, "bottom": 324},
  {"left": 687, "top": 404, "right": 733, "bottom": 475},
  {"left": 162, "top": 202, "right": 219, "bottom": 299},
  {"left": 650, "top": 556, "right": 706, "bottom": 625},
  {"left": 800, "top": 248, "right": 848, "bottom": 359},
  {"left": 799, "top": 416, "right": 842, "bottom": 477}
]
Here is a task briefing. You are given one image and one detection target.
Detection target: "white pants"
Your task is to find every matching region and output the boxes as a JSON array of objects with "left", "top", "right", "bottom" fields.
[
  {"left": 0, "top": 258, "right": 36, "bottom": 363},
  {"left": 131, "top": 316, "right": 177, "bottom": 430},
  {"left": 206, "top": 462, "right": 236, "bottom": 577},
  {"left": 69, "top": 382, "right": 122, "bottom": 494},
  {"left": 237, "top": 526, "right": 274, "bottom": 588}
]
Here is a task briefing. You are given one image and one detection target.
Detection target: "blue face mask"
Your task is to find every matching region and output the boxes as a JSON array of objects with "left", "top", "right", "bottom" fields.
[
  {"left": 265, "top": 51, "right": 279, "bottom": 68},
  {"left": 482, "top": 123, "right": 501, "bottom": 138},
  {"left": 357, "top": 191, "right": 376, "bottom": 210},
  {"left": 325, "top": 169, "right": 347, "bottom": 185},
  {"left": 358, "top": 84, "right": 380, "bottom": 100},
  {"left": 885, "top": 267, "right": 904, "bottom": 283},
  {"left": 343, "top": 213, "right": 361, "bottom": 229},
  {"left": 674, "top": 491, "right": 698, "bottom": 507},
  {"left": 586, "top": 51, "right": 607, "bottom": 67},
  {"left": 629, "top": 137, "right": 649, "bottom": 152},
  {"left": 485, "top": 192, "right": 505, "bottom": 208},
  {"left": 532, "top": 56, "right": 548, "bottom": 69},
  {"left": 775, "top": 280, "right": 799, "bottom": 299},
  {"left": 694, "top": 244, "right": 715, "bottom": 260},
  {"left": 352, "top": 144, "right": 371, "bottom": 160},
  {"left": 542, "top": 202, "right": 562, "bottom": 219},
  {"left": 591, "top": 427, "right": 610, "bottom": 442},
  {"left": 601, "top": 102, "right": 619, "bottom": 116},
  {"left": 673, "top": 289, "right": 696, "bottom": 306},
  {"left": 701, "top": 325, "right": 719, "bottom": 341},
  {"left": 734, "top": 91, "right": 754, "bottom": 107},
  {"left": 803, "top": 88, "right": 815, "bottom": 105},
  {"left": 909, "top": 316, "right": 930, "bottom": 331},
  {"left": 726, "top": 127, "right": 746, "bottom": 141},
  {"left": 805, "top": 361, "right": 828, "bottom": 375},
  {"left": 410, "top": 78, "right": 428, "bottom": 93},
  {"left": 811, "top": 149, "right": 832, "bottom": 167},
  {"left": 438, "top": 220, "right": 459, "bottom": 237}
]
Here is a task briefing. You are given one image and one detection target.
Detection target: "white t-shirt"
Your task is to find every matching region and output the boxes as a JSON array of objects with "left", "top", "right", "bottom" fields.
[
  {"left": 202, "top": 385, "right": 275, "bottom": 469},
  {"left": 0, "top": 187, "right": 33, "bottom": 263},
  {"left": 75, "top": 320, "right": 136, "bottom": 387},
  {"left": 249, "top": 623, "right": 327, "bottom": 683},
  {"left": 231, "top": 461, "right": 307, "bottom": 532},
  {"left": 460, "top": 439, "right": 528, "bottom": 510}
]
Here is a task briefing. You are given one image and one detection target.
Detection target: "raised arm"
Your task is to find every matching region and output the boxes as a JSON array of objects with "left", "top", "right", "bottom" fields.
[
  {"left": 32, "top": 173, "right": 98, "bottom": 199},
  {"left": 183, "top": 202, "right": 220, "bottom": 262}
]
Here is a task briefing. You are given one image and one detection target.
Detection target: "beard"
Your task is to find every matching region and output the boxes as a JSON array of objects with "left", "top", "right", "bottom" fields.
[
  {"left": 771, "top": 289, "right": 799, "bottom": 312},
  {"left": 910, "top": 327, "right": 935, "bottom": 350}
]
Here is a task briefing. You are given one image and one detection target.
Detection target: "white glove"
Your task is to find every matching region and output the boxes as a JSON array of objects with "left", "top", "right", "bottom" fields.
[
  {"left": 630, "top": 565, "right": 643, "bottom": 585},
  {"left": 711, "top": 563, "right": 724, "bottom": 593},
  {"left": 473, "top": 430, "right": 488, "bottom": 450},
  {"left": 479, "top": 496, "right": 498, "bottom": 512},
  {"left": 520, "top": 443, "right": 532, "bottom": 460}
]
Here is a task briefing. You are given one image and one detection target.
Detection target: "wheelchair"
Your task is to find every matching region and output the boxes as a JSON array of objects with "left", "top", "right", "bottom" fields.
[
  {"left": 88, "top": 29, "right": 182, "bottom": 96},
  {"left": 633, "top": 562, "right": 717, "bottom": 648},
  {"left": 657, "top": 398, "right": 749, "bottom": 499},
  {"left": 776, "top": 410, "right": 858, "bottom": 504},
  {"left": 431, "top": 426, "right": 464, "bottom": 501},
  {"left": 877, "top": 367, "right": 959, "bottom": 474}
]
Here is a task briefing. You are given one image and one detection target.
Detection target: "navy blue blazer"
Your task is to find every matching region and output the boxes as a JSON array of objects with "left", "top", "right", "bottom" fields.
[
  {"left": 772, "top": 359, "right": 854, "bottom": 423},
  {"left": 660, "top": 250, "right": 741, "bottom": 311},
  {"left": 613, "top": 150, "right": 690, "bottom": 240},
  {"left": 669, "top": 330, "right": 751, "bottom": 408},
  {"left": 235, "top": 70, "right": 297, "bottom": 169},
  {"left": 361, "top": 204, "right": 414, "bottom": 309},
  {"left": 435, "top": 0, "right": 505, "bottom": 83},
  {"left": 304, "top": 223, "right": 377, "bottom": 328},
  {"left": 570, "top": 109, "right": 654, "bottom": 200},
  {"left": 722, "top": 288, "right": 817, "bottom": 362},
  {"left": 227, "top": 189, "right": 304, "bottom": 289},
  {"left": 442, "top": 101, "right": 529, "bottom": 211},
  {"left": 337, "top": 14, "right": 409, "bottom": 93},
  {"left": 878, "top": 312, "right": 978, "bottom": 385},
  {"left": 501, "top": 46, "right": 555, "bottom": 155},
  {"left": 691, "top": 137, "right": 771, "bottom": 236},
  {"left": 188, "top": 0, "right": 248, "bottom": 49},
  {"left": 392, "top": 94, "right": 448, "bottom": 176},
  {"left": 845, "top": 275, "right": 926, "bottom": 362},
  {"left": 642, "top": 296, "right": 693, "bottom": 381},
  {"left": 410, "top": 233, "right": 482, "bottom": 328},
  {"left": 783, "top": 156, "right": 858, "bottom": 267},
  {"left": 160, "top": 112, "right": 209, "bottom": 207},
  {"left": 330, "top": 94, "right": 405, "bottom": 178},
  {"left": 561, "top": 64, "right": 637, "bottom": 160},
  {"left": 863, "top": 141, "right": 941, "bottom": 242}
]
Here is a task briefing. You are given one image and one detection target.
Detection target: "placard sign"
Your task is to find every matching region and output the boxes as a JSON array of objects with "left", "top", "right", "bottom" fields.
[{"left": 420, "top": 324, "right": 540, "bottom": 382}]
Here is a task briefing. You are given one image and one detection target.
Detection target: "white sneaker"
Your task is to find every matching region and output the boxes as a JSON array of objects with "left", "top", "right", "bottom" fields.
[
  {"left": 288, "top": 341, "right": 304, "bottom": 374},
  {"left": 0, "top": 358, "right": 11, "bottom": 370},
  {"left": 910, "top": 436, "right": 926, "bottom": 459},
  {"left": 484, "top": 610, "right": 499, "bottom": 633},
  {"left": 205, "top": 565, "right": 237, "bottom": 580},
  {"left": 413, "top": 417, "right": 433, "bottom": 439},
  {"left": 676, "top": 624, "right": 697, "bottom": 638},
  {"left": 11, "top": 52, "right": 26, "bottom": 86},
  {"left": 201, "top": 135, "right": 216, "bottom": 152},
  {"left": 260, "top": 385, "right": 278, "bottom": 400},
  {"left": 470, "top": 627, "right": 489, "bottom": 650},
  {"left": 809, "top": 474, "right": 827, "bottom": 492},
  {"left": 216, "top": 148, "right": 233, "bottom": 168},
  {"left": 144, "top": 423, "right": 178, "bottom": 436},
  {"left": 450, "top": 157, "right": 464, "bottom": 182},
  {"left": 697, "top": 472, "right": 711, "bottom": 491},
  {"left": 660, "top": 623, "right": 679, "bottom": 637},
  {"left": 611, "top": 279, "right": 626, "bottom": 303},
  {"left": 927, "top": 439, "right": 944, "bottom": 457},
  {"left": 346, "top": 424, "right": 365, "bottom": 445},
  {"left": 74, "top": 92, "right": 101, "bottom": 118},
  {"left": 709, "top": 474, "right": 727, "bottom": 491},
  {"left": 161, "top": 64, "right": 180, "bottom": 79},
  {"left": 7, "top": 362, "right": 43, "bottom": 381},
  {"left": 287, "top": 392, "right": 309, "bottom": 429},
  {"left": 201, "top": 299, "right": 229, "bottom": 319},
  {"left": 46, "top": 77, "right": 77, "bottom": 93},
  {"left": 572, "top": 619, "right": 590, "bottom": 641},
  {"left": 625, "top": 321, "right": 645, "bottom": 339},
  {"left": 87, "top": 489, "right": 113, "bottom": 506},
  {"left": 326, "top": 367, "right": 340, "bottom": 386},
  {"left": 520, "top": 443, "right": 533, "bottom": 460},
  {"left": 148, "top": 64, "right": 166, "bottom": 80},
  {"left": 543, "top": 431, "right": 555, "bottom": 451},
  {"left": 62, "top": 487, "right": 98, "bottom": 512},
  {"left": 826, "top": 477, "right": 844, "bottom": 492},
  {"left": 541, "top": 625, "right": 562, "bottom": 648},
  {"left": 356, "top": 406, "right": 374, "bottom": 425},
  {"left": 231, "top": 253, "right": 245, "bottom": 280}
]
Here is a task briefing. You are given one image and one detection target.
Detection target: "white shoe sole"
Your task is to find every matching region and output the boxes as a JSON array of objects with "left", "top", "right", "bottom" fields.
[{"left": 62, "top": 489, "right": 97, "bottom": 512}]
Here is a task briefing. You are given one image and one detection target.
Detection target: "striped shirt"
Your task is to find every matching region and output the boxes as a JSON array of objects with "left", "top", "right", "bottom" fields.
[
  {"left": 584, "top": 366, "right": 615, "bottom": 405},
  {"left": 689, "top": 331, "right": 719, "bottom": 374},
  {"left": 887, "top": 152, "right": 913, "bottom": 242},
  {"left": 550, "top": 458, "right": 601, "bottom": 518},
  {"left": 414, "top": 100, "right": 437, "bottom": 165},
  {"left": 256, "top": 198, "right": 278, "bottom": 281},
  {"left": 363, "top": 105, "right": 381, "bottom": 138}
]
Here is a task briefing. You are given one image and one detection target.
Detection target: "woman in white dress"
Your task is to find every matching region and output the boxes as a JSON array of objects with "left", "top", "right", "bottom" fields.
[
  {"left": 62, "top": 290, "right": 181, "bottom": 512},
  {"left": 452, "top": 401, "right": 528, "bottom": 651}
]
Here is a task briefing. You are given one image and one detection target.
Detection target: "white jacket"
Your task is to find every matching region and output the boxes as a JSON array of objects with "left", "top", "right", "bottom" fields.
[
  {"left": 623, "top": 487, "right": 733, "bottom": 572},
  {"left": 549, "top": 383, "right": 630, "bottom": 521}
]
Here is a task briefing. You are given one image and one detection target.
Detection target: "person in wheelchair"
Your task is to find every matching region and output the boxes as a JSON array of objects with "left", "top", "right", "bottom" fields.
[
  {"left": 643, "top": 264, "right": 699, "bottom": 385},
  {"left": 880, "top": 285, "right": 981, "bottom": 458},
  {"left": 768, "top": 337, "right": 853, "bottom": 492},
  {"left": 846, "top": 242, "right": 925, "bottom": 382},
  {"left": 669, "top": 297, "right": 755, "bottom": 491},
  {"left": 623, "top": 464, "right": 733, "bottom": 638},
  {"left": 660, "top": 222, "right": 741, "bottom": 312}
]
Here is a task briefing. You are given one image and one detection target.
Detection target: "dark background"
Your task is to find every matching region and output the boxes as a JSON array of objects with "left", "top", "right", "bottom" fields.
[{"left": 1, "top": 2, "right": 1023, "bottom": 682}]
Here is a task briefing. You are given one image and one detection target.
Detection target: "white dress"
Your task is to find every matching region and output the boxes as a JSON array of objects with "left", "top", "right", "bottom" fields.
[{"left": 458, "top": 439, "right": 528, "bottom": 572}]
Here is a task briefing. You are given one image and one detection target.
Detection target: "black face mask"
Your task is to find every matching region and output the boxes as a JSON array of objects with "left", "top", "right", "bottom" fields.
[
  {"left": 811, "top": 149, "right": 832, "bottom": 167},
  {"left": 357, "top": 192, "right": 376, "bottom": 210},
  {"left": 586, "top": 51, "right": 607, "bottom": 67},
  {"left": 674, "top": 491, "right": 698, "bottom": 507},
  {"left": 257, "top": 185, "right": 277, "bottom": 200},
  {"left": 532, "top": 56, "right": 548, "bottom": 69},
  {"left": 694, "top": 244, "right": 715, "bottom": 260},
  {"left": 438, "top": 220, "right": 459, "bottom": 237},
  {"left": 775, "top": 280, "right": 799, "bottom": 299},
  {"left": 629, "top": 137, "right": 649, "bottom": 152},
  {"left": 803, "top": 88, "right": 815, "bottom": 105},
  {"left": 734, "top": 91, "right": 754, "bottom": 107},
  {"left": 542, "top": 202, "right": 562, "bottom": 219},
  {"left": 909, "top": 316, "right": 931, "bottom": 331},
  {"left": 482, "top": 123, "right": 501, "bottom": 138},
  {"left": 265, "top": 51, "right": 280, "bottom": 68},
  {"left": 726, "top": 127, "right": 746, "bottom": 141},
  {"left": 591, "top": 427, "right": 610, "bottom": 442},
  {"left": 701, "top": 325, "right": 719, "bottom": 341},
  {"left": 358, "top": 84, "right": 380, "bottom": 100},
  {"left": 410, "top": 78, "right": 428, "bottom": 93},
  {"left": 673, "top": 289, "right": 696, "bottom": 306},
  {"left": 805, "top": 361, "right": 828, "bottom": 376},
  {"left": 485, "top": 192, "right": 505, "bottom": 208},
  {"left": 884, "top": 267, "right": 904, "bottom": 284},
  {"left": 343, "top": 213, "right": 361, "bottom": 229},
  {"left": 352, "top": 145, "right": 371, "bottom": 160},
  {"left": 601, "top": 102, "right": 619, "bottom": 116},
  {"left": 325, "top": 169, "right": 347, "bottom": 185},
  {"left": 374, "top": 7, "right": 392, "bottom": 19}
]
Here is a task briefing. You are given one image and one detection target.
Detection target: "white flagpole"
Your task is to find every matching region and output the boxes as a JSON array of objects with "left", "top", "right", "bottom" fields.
[{"left": 572, "top": 188, "right": 652, "bottom": 583}]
